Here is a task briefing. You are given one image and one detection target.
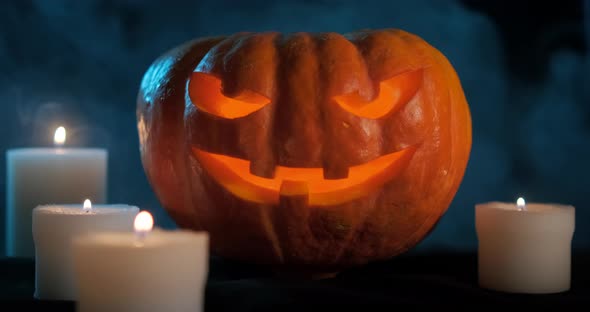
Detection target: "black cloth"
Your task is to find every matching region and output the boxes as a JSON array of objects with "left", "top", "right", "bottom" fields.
[{"left": 1, "top": 252, "right": 589, "bottom": 310}]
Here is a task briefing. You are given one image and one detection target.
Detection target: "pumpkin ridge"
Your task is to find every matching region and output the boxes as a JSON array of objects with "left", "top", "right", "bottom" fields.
[
  {"left": 268, "top": 32, "right": 284, "bottom": 177},
  {"left": 260, "top": 203, "right": 285, "bottom": 264},
  {"left": 179, "top": 38, "right": 228, "bottom": 231},
  {"left": 221, "top": 32, "right": 279, "bottom": 98},
  {"left": 238, "top": 32, "right": 284, "bottom": 260},
  {"left": 378, "top": 30, "right": 467, "bottom": 256},
  {"left": 137, "top": 36, "right": 225, "bottom": 232},
  {"left": 274, "top": 32, "right": 325, "bottom": 260},
  {"left": 315, "top": 32, "right": 375, "bottom": 259},
  {"left": 319, "top": 32, "right": 383, "bottom": 178},
  {"left": 314, "top": 33, "right": 337, "bottom": 261},
  {"left": 303, "top": 33, "right": 326, "bottom": 257},
  {"left": 194, "top": 33, "right": 243, "bottom": 76},
  {"left": 341, "top": 30, "right": 432, "bottom": 259},
  {"left": 273, "top": 32, "right": 324, "bottom": 168}
]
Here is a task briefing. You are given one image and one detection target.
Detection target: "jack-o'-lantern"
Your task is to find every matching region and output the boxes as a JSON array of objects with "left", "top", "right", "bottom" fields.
[{"left": 137, "top": 29, "right": 471, "bottom": 277}]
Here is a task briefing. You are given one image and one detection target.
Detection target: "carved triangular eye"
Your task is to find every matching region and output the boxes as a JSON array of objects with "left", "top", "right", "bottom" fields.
[
  {"left": 332, "top": 69, "right": 423, "bottom": 119},
  {"left": 188, "top": 72, "right": 271, "bottom": 119}
]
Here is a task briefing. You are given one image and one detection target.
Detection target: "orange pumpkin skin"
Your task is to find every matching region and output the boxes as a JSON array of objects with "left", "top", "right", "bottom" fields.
[{"left": 137, "top": 30, "right": 472, "bottom": 273}]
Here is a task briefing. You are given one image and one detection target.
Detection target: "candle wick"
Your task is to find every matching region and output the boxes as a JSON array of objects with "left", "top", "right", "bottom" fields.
[
  {"left": 136, "top": 231, "right": 147, "bottom": 240},
  {"left": 133, "top": 210, "right": 153, "bottom": 247},
  {"left": 83, "top": 199, "right": 92, "bottom": 213},
  {"left": 54, "top": 145, "right": 66, "bottom": 155},
  {"left": 134, "top": 230, "right": 148, "bottom": 247},
  {"left": 516, "top": 197, "right": 526, "bottom": 212}
]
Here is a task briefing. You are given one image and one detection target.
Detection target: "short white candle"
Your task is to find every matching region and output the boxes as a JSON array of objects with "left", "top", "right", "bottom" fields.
[
  {"left": 72, "top": 211, "right": 209, "bottom": 312},
  {"left": 476, "top": 197, "right": 575, "bottom": 294},
  {"left": 32, "top": 200, "right": 138, "bottom": 300},
  {"left": 6, "top": 126, "right": 108, "bottom": 258}
]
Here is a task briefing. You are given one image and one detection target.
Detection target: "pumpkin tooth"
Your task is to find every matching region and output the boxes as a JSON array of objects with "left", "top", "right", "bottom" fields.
[
  {"left": 279, "top": 180, "right": 309, "bottom": 197},
  {"left": 249, "top": 160, "right": 276, "bottom": 178},
  {"left": 322, "top": 165, "right": 350, "bottom": 180}
]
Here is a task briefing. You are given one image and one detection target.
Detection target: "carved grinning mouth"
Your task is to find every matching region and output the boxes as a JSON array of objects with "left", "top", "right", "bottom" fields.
[{"left": 192, "top": 146, "right": 417, "bottom": 206}]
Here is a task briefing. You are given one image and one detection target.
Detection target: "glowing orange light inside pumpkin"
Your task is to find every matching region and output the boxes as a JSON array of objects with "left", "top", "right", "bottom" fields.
[
  {"left": 333, "top": 69, "right": 423, "bottom": 119},
  {"left": 188, "top": 72, "right": 270, "bottom": 119},
  {"left": 193, "top": 145, "right": 417, "bottom": 206}
]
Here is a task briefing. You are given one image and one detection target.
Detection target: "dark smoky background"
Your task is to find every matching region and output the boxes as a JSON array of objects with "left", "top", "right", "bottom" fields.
[{"left": 0, "top": 0, "right": 588, "bottom": 254}]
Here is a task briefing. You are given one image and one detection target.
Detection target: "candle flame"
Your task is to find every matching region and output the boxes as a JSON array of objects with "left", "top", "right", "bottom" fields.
[
  {"left": 517, "top": 197, "right": 526, "bottom": 211},
  {"left": 83, "top": 199, "right": 92, "bottom": 211},
  {"left": 134, "top": 211, "right": 154, "bottom": 233},
  {"left": 54, "top": 126, "right": 66, "bottom": 146}
]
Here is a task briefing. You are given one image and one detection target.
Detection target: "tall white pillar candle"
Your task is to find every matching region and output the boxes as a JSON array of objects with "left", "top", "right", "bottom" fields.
[
  {"left": 6, "top": 127, "right": 107, "bottom": 258},
  {"left": 72, "top": 211, "right": 209, "bottom": 312},
  {"left": 32, "top": 200, "right": 138, "bottom": 300},
  {"left": 476, "top": 198, "right": 575, "bottom": 294}
]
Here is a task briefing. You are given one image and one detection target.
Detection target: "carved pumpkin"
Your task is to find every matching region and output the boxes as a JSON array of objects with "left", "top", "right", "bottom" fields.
[{"left": 137, "top": 29, "right": 471, "bottom": 275}]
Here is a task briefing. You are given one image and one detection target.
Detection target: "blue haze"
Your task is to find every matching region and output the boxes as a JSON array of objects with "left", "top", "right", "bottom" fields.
[{"left": 0, "top": 0, "right": 588, "bottom": 254}]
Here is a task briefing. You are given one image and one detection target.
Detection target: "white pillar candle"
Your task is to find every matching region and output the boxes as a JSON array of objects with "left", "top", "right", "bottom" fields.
[
  {"left": 6, "top": 127, "right": 108, "bottom": 258},
  {"left": 476, "top": 197, "right": 575, "bottom": 294},
  {"left": 72, "top": 211, "right": 209, "bottom": 312},
  {"left": 32, "top": 200, "right": 138, "bottom": 301}
]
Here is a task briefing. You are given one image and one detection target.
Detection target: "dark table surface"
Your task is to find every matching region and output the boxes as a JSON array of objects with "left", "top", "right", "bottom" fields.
[{"left": 1, "top": 251, "right": 589, "bottom": 310}]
